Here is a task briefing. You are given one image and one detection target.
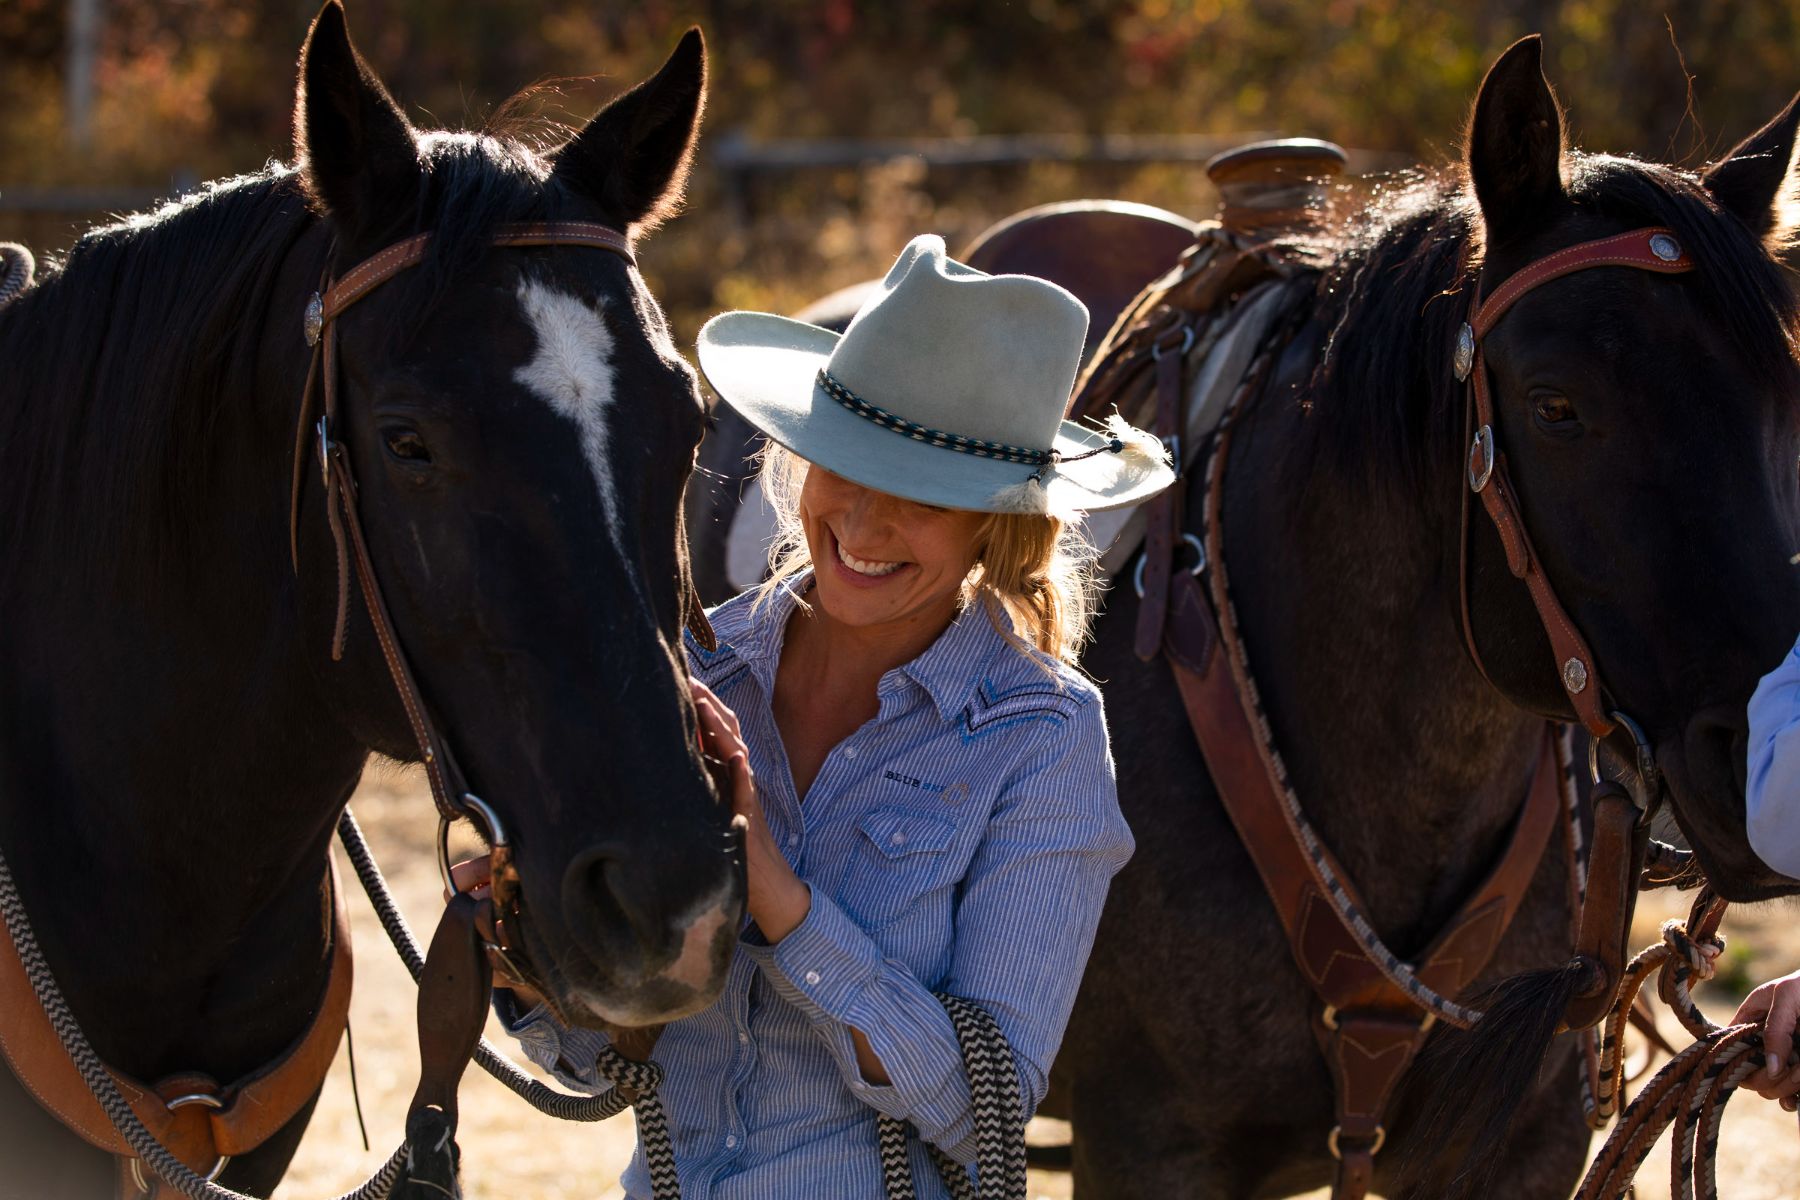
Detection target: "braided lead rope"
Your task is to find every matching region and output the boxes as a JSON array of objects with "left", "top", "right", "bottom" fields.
[
  {"left": 0, "top": 243, "right": 34, "bottom": 309},
  {"left": 334, "top": 811, "right": 638, "bottom": 1124},
  {"left": 1573, "top": 894, "right": 1768, "bottom": 1200},
  {"left": 1556, "top": 732, "right": 1616, "bottom": 1131},
  {"left": 1197, "top": 332, "right": 1486, "bottom": 1030},
  {"left": 877, "top": 993, "right": 1027, "bottom": 1200},
  {"left": 0, "top": 839, "right": 409, "bottom": 1200}
]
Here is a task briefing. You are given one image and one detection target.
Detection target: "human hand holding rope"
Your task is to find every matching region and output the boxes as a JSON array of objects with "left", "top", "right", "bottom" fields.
[{"left": 1731, "top": 966, "right": 1800, "bottom": 1116}]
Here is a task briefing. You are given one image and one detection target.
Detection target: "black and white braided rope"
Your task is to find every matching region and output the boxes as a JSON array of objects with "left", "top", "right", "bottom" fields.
[
  {"left": 336, "top": 811, "right": 636, "bottom": 1124},
  {"left": 0, "top": 243, "right": 33, "bottom": 309},
  {"left": 1198, "top": 338, "right": 1488, "bottom": 1030},
  {"left": 877, "top": 993, "right": 1027, "bottom": 1200},
  {"left": 0, "top": 837, "right": 409, "bottom": 1200}
]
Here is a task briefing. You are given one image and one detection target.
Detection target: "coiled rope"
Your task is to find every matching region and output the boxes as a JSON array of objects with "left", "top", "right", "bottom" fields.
[{"left": 1576, "top": 887, "right": 1768, "bottom": 1200}]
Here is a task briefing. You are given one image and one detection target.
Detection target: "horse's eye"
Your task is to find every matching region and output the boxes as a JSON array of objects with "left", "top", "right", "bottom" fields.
[
  {"left": 383, "top": 428, "right": 433, "bottom": 464},
  {"left": 1533, "top": 395, "right": 1577, "bottom": 426}
]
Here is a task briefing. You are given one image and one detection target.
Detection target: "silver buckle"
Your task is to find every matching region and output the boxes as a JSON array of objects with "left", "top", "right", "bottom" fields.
[
  {"left": 316, "top": 416, "right": 332, "bottom": 487},
  {"left": 1467, "top": 425, "right": 1495, "bottom": 493},
  {"left": 1133, "top": 532, "right": 1208, "bottom": 599}
]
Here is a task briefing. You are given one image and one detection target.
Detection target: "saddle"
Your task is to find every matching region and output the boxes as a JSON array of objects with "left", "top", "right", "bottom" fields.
[{"left": 1067, "top": 140, "right": 1568, "bottom": 1200}]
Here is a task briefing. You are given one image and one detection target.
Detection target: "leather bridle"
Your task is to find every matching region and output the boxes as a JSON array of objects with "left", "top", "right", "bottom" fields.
[
  {"left": 287, "top": 220, "right": 637, "bottom": 962},
  {"left": 1454, "top": 227, "right": 1700, "bottom": 1034},
  {"left": 1455, "top": 226, "right": 1696, "bottom": 744}
]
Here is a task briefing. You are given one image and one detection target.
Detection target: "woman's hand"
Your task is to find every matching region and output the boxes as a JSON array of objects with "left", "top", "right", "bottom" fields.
[
  {"left": 692, "top": 677, "right": 812, "bottom": 943},
  {"left": 447, "top": 857, "right": 544, "bottom": 1010},
  {"left": 1731, "top": 967, "right": 1800, "bottom": 1112}
]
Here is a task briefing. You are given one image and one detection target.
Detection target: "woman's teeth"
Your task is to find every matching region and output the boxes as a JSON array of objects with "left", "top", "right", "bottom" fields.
[{"left": 839, "top": 545, "right": 904, "bottom": 577}]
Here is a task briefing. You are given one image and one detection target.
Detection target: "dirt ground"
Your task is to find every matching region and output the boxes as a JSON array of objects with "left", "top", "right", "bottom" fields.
[{"left": 276, "top": 764, "right": 1800, "bottom": 1199}]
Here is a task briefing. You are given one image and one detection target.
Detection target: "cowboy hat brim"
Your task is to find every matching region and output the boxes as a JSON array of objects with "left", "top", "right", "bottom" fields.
[{"left": 696, "top": 311, "right": 1172, "bottom": 515}]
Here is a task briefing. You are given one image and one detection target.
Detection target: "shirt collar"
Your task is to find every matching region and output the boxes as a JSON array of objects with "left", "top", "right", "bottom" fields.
[{"left": 730, "top": 574, "right": 1011, "bottom": 722}]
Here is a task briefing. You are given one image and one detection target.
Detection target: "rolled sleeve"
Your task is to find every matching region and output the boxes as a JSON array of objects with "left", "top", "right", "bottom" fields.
[
  {"left": 747, "top": 703, "right": 1130, "bottom": 1165},
  {"left": 1747, "top": 640, "right": 1800, "bottom": 878},
  {"left": 493, "top": 993, "right": 617, "bottom": 1097}
]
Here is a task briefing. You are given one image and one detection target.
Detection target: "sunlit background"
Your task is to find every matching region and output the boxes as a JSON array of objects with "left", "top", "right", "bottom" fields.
[
  {"left": 4, "top": 0, "right": 1797, "bottom": 341},
  {"left": 4, "top": 3, "right": 1799, "bottom": 1197}
]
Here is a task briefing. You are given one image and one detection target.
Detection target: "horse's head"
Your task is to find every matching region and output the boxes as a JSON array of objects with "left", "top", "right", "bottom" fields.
[
  {"left": 293, "top": 3, "right": 740, "bottom": 1025},
  {"left": 1463, "top": 37, "right": 1800, "bottom": 900}
]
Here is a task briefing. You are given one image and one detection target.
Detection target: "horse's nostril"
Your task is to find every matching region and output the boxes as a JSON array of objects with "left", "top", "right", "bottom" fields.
[{"left": 561, "top": 845, "right": 655, "bottom": 957}]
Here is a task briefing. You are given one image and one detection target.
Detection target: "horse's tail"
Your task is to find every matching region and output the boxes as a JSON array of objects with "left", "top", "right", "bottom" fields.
[{"left": 1400, "top": 960, "right": 1589, "bottom": 1198}]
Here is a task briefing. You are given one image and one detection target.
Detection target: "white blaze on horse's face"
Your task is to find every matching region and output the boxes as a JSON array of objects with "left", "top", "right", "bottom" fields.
[{"left": 512, "top": 277, "right": 621, "bottom": 541}]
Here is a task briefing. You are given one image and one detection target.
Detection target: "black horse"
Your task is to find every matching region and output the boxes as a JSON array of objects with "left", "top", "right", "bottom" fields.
[
  {"left": 0, "top": 5, "right": 741, "bottom": 1196},
  {"left": 686, "top": 37, "right": 1800, "bottom": 1199},
  {"left": 1057, "top": 40, "right": 1800, "bottom": 1199}
]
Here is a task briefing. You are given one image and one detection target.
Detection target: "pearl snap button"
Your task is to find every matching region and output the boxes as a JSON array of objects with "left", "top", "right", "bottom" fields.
[
  {"left": 725, "top": 1135, "right": 738, "bottom": 1149},
  {"left": 889, "top": 832, "right": 905, "bottom": 846},
  {"left": 804, "top": 970, "right": 821, "bottom": 985},
  {"left": 843, "top": 745, "right": 859, "bottom": 759},
  {"left": 737, "top": 1031, "right": 749, "bottom": 1044}
]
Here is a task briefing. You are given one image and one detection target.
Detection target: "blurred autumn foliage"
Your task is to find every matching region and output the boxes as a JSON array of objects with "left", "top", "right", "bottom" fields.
[{"left": 2, "top": 0, "right": 1796, "bottom": 339}]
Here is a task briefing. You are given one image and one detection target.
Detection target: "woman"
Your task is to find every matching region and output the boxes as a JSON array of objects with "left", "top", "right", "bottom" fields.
[
  {"left": 492, "top": 234, "right": 1173, "bottom": 1196},
  {"left": 1731, "top": 644, "right": 1800, "bottom": 1119}
]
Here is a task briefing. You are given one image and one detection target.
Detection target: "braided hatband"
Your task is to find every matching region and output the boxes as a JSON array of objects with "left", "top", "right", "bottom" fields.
[{"left": 817, "top": 369, "right": 1119, "bottom": 474}]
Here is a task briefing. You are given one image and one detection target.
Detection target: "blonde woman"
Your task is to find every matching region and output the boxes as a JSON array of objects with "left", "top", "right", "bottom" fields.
[{"left": 490, "top": 234, "right": 1172, "bottom": 1197}]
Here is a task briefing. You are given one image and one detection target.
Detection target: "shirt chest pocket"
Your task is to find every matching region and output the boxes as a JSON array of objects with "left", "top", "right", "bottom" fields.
[{"left": 832, "top": 808, "right": 961, "bottom": 932}]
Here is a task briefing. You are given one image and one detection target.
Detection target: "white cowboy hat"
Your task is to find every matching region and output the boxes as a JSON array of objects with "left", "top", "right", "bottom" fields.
[{"left": 695, "top": 234, "right": 1173, "bottom": 514}]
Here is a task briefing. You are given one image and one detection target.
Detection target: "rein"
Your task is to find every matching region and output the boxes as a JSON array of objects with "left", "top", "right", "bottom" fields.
[
  {"left": 1092, "top": 218, "right": 1727, "bottom": 1200},
  {"left": 288, "top": 220, "right": 640, "bottom": 925},
  {"left": 0, "top": 220, "right": 685, "bottom": 1200}
]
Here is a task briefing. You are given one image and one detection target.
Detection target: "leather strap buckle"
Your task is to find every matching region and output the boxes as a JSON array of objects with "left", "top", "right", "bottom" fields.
[
  {"left": 1328, "top": 1123, "right": 1386, "bottom": 1160},
  {"left": 1134, "top": 532, "right": 1206, "bottom": 599},
  {"left": 1467, "top": 424, "right": 1495, "bottom": 492},
  {"left": 127, "top": 1090, "right": 230, "bottom": 1194},
  {"left": 316, "top": 416, "right": 333, "bottom": 488}
]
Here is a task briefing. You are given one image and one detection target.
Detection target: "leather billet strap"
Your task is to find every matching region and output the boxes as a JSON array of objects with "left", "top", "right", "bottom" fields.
[
  {"left": 1458, "top": 228, "right": 1695, "bottom": 738},
  {"left": 0, "top": 862, "right": 353, "bottom": 1196}
]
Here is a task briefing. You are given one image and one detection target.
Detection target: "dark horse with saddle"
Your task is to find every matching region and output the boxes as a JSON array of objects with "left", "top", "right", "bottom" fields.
[
  {"left": 3, "top": 8, "right": 1798, "bottom": 1200},
  {"left": 0, "top": 4, "right": 745, "bottom": 1198},
  {"left": 691, "top": 36, "right": 1800, "bottom": 1200}
]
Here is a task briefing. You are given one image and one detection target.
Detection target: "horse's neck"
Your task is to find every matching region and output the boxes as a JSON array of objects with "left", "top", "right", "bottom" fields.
[
  {"left": 1215, "top": 368, "right": 1545, "bottom": 947},
  {"left": 0, "top": 240, "right": 371, "bottom": 1077}
]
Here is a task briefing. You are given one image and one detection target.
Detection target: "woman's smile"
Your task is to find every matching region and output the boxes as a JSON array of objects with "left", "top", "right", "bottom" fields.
[{"left": 829, "top": 530, "right": 911, "bottom": 585}]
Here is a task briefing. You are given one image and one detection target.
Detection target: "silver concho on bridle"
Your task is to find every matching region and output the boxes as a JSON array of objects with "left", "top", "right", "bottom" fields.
[{"left": 1453, "top": 322, "right": 1476, "bottom": 382}]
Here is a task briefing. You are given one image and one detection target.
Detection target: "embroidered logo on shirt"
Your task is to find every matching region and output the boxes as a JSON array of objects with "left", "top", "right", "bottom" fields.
[{"left": 883, "top": 768, "right": 946, "bottom": 794}]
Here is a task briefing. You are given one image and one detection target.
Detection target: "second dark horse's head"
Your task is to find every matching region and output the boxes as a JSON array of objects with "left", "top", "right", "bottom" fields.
[
  {"left": 1463, "top": 38, "right": 1800, "bottom": 901},
  {"left": 293, "top": 3, "right": 741, "bottom": 1025}
]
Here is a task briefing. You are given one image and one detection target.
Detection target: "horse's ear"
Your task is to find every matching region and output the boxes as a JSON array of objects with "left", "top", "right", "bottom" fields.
[
  {"left": 295, "top": 1, "right": 418, "bottom": 238},
  {"left": 551, "top": 28, "right": 706, "bottom": 234},
  {"left": 1702, "top": 92, "right": 1800, "bottom": 248},
  {"left": 1466, "top": 35, "right": 1567, "bottom": 245}
]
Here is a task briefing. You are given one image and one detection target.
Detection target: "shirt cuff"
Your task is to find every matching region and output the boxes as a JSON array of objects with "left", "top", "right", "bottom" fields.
[
  {"left": 492, "top": 995, "right": 616, "bottom": 1095},
  {"left": 744, "top": 887, "right": 884, "bottom": 1024}
]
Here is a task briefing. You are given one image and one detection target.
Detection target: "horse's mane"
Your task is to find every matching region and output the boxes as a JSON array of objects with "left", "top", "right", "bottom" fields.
[
  {"left": 1301, "top": 153, "right": 1800, "bottom": 496},
  {"left": 0, "top": 126, "right": 570, "bottom": 595}
]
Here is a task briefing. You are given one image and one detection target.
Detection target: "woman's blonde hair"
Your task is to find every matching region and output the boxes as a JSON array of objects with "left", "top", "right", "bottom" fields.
[{"left": 752, "top": 443, "right": 1102, "bottom": 671}]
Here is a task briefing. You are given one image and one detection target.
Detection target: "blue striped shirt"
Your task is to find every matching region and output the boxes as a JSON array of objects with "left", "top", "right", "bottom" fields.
[{"left": 500, "top": 578, "right": 1131, "bottom": 1198}]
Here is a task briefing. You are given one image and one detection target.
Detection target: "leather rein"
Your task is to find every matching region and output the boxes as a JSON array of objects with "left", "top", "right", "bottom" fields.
[
  {"left": 1113, "top": 224, "right": 1701, "bottom": 1200},
  {"left": 0, "top": 220, "right": 650, "bottom": 1198},
  {"left": 289, "top": 219, "right": 643, "bottom": 935}
]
